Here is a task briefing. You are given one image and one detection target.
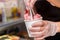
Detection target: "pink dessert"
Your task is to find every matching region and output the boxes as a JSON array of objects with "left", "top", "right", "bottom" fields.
[
  {"left": 24, "top": 0, "right": 42, "bottom": 21},
  {"left": 24, "top": 10, "right": 42, "bottom": 21},
  {"left": 24, "top": 0, "right": 42, "bottom": 37}
]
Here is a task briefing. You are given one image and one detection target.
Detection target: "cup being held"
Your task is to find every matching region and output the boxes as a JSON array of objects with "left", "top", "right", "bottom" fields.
[{"left": 24, "top": 13, "right": 42, "bottom": 37}]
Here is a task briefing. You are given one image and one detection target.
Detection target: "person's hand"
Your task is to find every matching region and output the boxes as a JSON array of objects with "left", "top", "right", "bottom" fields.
[
  {"left": 29, "top": 21, "right": 50, "bottom": 39},
  {"left": 24, "top": 0, "right": 37, "bottom": 8},
  {"left": 29, "top": 20, "right": 57, "bottom": 40}
]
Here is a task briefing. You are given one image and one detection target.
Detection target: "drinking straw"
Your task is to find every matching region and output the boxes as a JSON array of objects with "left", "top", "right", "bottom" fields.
[
  {"left": 24, "top": 0, "right": 34, "bottom": 20},
  {"left": 29, "top": 8, "right": 33, "bottom": 20}
]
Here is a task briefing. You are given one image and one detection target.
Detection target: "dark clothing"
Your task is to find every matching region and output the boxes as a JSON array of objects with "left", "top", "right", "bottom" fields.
[
  {"left": 34, "top": 0, "right": 60, "bottom": 22},
  {"left": 34, "top": 0, "right": 60, "bottom": 40}
]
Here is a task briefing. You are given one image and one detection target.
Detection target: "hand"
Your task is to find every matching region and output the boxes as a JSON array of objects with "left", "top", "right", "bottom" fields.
[
  {"left": 29, "top": 20, "right": 57, "bottom": 39},
  {"left": 29, "top": 21, "right": 50, "bottom": 39}
]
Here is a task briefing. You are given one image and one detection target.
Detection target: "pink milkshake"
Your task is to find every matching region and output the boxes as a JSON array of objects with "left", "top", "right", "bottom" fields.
[{"left": 24, "top": 0, "right": 42, "bottom": 37}]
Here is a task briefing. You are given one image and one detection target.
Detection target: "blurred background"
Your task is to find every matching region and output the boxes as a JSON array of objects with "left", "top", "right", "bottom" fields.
[{"left": 0, "top": 0, "right": 33, "bottom": 40}]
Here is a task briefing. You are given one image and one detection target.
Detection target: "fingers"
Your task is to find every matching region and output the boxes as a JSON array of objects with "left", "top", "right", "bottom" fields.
[
  {"left": 29, "top": 21, "right": 50, "bottom": 38},
  {"left": 31, "top": 32, "right": 45, "bottom": 38},
  {"left": 34, "top": 37, "right": 45, "bottom": 40},
  {"left": 32, "top": 21, "right": 44, "bottom": 27},
  {"left": 29, "top": 26, "right": 49, "bottom": 37},
  {"left": 31, "top": 31, "right": 47, "bottom": 39},
  {"left": 30, "top": 29, "right": 48, "bottom": 39},
  {"left": 32, "top": 21, "right": 48, "bottom": 27},
  {"left": 29, "top": 27, "right": 46, "bottom": 32},
  {"left": 29, "top": 27, "right": 40, "bottom": 32}
]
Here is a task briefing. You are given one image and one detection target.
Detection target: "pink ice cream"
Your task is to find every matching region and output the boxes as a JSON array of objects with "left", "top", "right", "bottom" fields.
[
  {"left": 24, "top": 9, "right": 42, "bottom": 21},
  {"left": 24, "top": 0, "right": 42, "bottom": 21}
]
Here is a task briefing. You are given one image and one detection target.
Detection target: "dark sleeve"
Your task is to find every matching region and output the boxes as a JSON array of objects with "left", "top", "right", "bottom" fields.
[
  {"left": 34, "top": 0, "right": 50, "bottom": 20},
  {"left": 34, "top": 1, "right": 60, "bottom": 40}
]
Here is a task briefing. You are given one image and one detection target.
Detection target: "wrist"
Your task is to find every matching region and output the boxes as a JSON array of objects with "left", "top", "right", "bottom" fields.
[{"left": 50, "top": 22, "right": 57, "bottom": 36}]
